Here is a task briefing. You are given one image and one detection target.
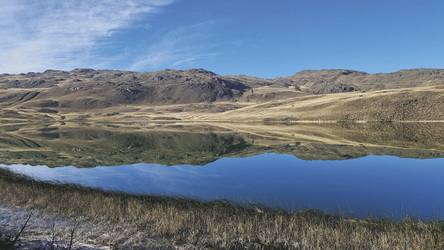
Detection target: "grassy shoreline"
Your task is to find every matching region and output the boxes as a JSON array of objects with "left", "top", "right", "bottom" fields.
[{"left": 1, "top": 168, "right": 443, "bottom": 249}]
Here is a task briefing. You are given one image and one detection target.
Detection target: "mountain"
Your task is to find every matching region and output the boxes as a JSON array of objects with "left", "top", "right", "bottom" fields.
[
  {"left": 273, "top": 68, "right": 444, "bottom": 93},
  {"left": 0, "top": 68, "right": 250, "bottom": 108},
  {"left": 1, "top": 68, "right": 444, "bottom": 121},
  {"left": 205, "top": 85, "right": 444, "bottom": 121}
]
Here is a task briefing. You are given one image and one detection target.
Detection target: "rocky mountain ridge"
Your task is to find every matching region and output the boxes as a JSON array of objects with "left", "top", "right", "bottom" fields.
[
  {"left": 1, "top": 68, "right": 444, "bottom": 121},
  {"left": 277, "top": 68, "right": 444, "bottom": 94}
]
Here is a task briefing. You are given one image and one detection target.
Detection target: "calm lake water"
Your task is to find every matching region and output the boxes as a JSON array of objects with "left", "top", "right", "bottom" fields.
[{"left": 1, "top": 122, "right": 444, "bottom": 219}]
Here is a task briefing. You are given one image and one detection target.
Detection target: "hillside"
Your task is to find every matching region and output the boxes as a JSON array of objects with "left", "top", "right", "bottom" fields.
[
  {"left": 1, "top": 68, "right": 444, "bottom": 121},
  {"left": 204, "top": 86, "right": 444, "bottom": 121},
  {"left": 273, "top": 68, "right": 444, "bottom": 93}
]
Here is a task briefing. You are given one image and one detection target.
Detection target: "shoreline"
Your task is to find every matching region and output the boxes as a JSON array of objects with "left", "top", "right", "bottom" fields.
[
  {"left": 1, "top": 168, "right": 443, "bottom": 249},
  {"left": 0, "top": 206, "right": 115, "bottom": 249},
  {"left": 1, "top": 119, "right": 444, "bottom": 125}
]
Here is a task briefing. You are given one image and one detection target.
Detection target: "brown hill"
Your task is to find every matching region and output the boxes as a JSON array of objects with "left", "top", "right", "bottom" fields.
[
  {"left": 206, "top": 86, "right": 444, "bottom": 121},
  {"left": 0, "top": 68, "right": 251, "bottom": 109},
  {"left": 272, "top": 68, "right": 444, "bottom": 94},
  {"left": 1, "top": 68, "right": 444, "bottom": 121}
]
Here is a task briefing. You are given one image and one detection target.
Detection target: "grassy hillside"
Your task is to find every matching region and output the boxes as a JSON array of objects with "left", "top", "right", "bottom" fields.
[
  {"left": 1, "top": 68, "right": 444, "bottom": 122},
  {"left": 203, "top": 86, "right": 444, "bottom": 122}
]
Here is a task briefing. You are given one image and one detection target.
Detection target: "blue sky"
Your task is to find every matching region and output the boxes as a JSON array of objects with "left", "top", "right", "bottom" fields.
[{"left": 1, "top": 0, "right": 443, "bottom": 78}]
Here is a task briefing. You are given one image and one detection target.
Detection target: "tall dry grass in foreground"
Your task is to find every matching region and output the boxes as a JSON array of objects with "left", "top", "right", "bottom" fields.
[{"left": 1, "top": 168, "right": 443, "bottom": 249}]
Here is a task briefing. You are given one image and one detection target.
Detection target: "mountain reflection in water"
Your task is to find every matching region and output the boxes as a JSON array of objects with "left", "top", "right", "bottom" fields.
[
  {"left": 1, "top": 122, "right": 444, "bottom": 167},
  {"left": 1, "top": 122, "right": 444, "bottom": 219}
]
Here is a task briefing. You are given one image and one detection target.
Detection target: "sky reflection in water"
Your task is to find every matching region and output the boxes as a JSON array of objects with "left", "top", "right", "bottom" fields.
[{"left": 2, "top": 153, "right": 444, "bottom": 219}]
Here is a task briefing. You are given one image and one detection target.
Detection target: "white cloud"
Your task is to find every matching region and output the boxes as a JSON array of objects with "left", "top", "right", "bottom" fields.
[
  {"left": 0, "top": 0, "right": 175, "bottom": 74},
  {"left": 129, "top": 21, "right": 219, "bottom": 71}
]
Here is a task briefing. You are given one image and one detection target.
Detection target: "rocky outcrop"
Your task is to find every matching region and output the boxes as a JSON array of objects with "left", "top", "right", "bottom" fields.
[
  {"left": 1, "top": 68, "right": 444, "bottom": 110},
  {"left": 272, "top": 68, "right": 444, "bottom": 93}
]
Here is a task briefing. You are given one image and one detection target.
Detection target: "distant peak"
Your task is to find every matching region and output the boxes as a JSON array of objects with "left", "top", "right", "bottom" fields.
[
  {"left": 294, "top": 69, "right": 367, "bottom": 76},
  {"left": 185, "top": 68, "right": 216, "bottom": 75},
  {"left": 72, "top": 68, "right": 96, "bottom": 73},
  {"left": 389, "top": 68, "right": 444, "bottom": 75}
]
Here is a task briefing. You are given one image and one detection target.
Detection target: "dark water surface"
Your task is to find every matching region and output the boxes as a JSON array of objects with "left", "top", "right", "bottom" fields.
[
  {"left": 1, "top": 122, "right": 444, "bottom": 219},
  {"left": 3, "top": 153, "right": 444, "bottom": 219}
]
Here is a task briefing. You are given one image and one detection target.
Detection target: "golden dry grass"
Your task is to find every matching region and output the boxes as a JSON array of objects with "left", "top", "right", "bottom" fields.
[
  {"left": 199, "top": 86, "right": 444, "bottom": 122},
  {"left": 1, "top": 84, "right": 444, "bottom": 123}
]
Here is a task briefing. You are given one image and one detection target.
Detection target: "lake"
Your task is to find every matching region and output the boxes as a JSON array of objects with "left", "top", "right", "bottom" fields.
[{"left": 1, "top": 122, "right": 443, "bottom": 219}]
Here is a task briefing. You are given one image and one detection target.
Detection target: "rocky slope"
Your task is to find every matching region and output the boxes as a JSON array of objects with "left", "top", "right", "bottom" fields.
[
  {"left": 1, "top": 68, "right": 444, "bottom": 121},
  {"left": 208, "top": 85, "right": 444, "bottom": 122},
  {"left": 273, "top": 68, "right": 444, "bottom": 93},
  {"left": 0, "top": 68, "right": 251, "bottom": 109}
]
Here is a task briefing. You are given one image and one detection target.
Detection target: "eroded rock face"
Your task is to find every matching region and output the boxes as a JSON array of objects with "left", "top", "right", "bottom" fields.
[{"left": 0, "top": 68, "right": 254, "bottom": 109}]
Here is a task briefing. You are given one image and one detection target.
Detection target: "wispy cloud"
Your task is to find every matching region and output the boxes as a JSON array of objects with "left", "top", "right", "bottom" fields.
[
  {"left": 129, "top": 21, "right": 220, "bottom": 71},
  {"left": 0, "top": 0, "right": 175, "bottom": 74}
]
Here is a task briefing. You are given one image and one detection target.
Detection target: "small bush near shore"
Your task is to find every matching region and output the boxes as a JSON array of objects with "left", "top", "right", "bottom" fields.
[{"left": 1, "top": 167, "right": 443, "bottom": 249}]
